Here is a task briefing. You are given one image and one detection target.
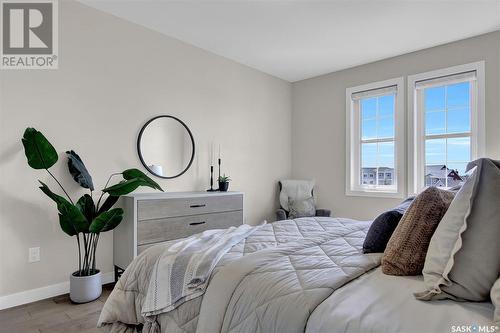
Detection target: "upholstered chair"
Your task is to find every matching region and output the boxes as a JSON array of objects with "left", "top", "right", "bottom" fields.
[{"left": 276, "top": 179, "right": 331, "bottom": 221}]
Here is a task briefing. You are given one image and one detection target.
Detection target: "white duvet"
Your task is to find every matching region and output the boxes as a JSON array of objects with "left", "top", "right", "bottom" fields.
[
  {"left": 99, "top": 217, "right": 377, "bottom": 332},
  {"left": 98, "top": 217, "right": 495, "bottom": 333},
  {"left": 196, "top": 227, "right": 380, "bottom": 333}
]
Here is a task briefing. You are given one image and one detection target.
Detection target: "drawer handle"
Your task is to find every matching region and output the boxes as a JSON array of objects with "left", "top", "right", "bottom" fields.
[
  {"left": 189, "top": 221, "right": 206, "bottom": 226},
  {"left": 190, "top": 204, "right": 206, "bottom": 208}
]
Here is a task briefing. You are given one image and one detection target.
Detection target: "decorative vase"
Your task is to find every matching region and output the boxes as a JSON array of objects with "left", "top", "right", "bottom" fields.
[
  {"left": 219, "top": 181, "right": 229, "bottom": 192},
  {"left": 70, "top": 270, "right": 102, "bottom": 303}
]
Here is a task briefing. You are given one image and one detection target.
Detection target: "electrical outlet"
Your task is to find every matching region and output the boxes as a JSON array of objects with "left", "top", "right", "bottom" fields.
[{"left": 28, "top": 247, "right": 40, "bottom": 263}]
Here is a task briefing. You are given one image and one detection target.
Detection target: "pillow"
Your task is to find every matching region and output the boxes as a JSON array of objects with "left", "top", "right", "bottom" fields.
[
  {"left": 492, "top": 278, "right": 500, "bottom": 324},
  {"left": 381, "top": 187, "right": 455, "bottom": 276},
  {"left": 392, "top": 196, "right": 415, "bottom": 214},
  {"left": 363, "top": 197, "right": 414, "bottom": 254},
  {"left": 288, "top": 196, "right": 316, "bottom": 219},
  {"left": 279, "top": 180, "right": 315, "bottom": 212},
  {"left": 416, "top": 158, "right": 500, "bottom": 301}
]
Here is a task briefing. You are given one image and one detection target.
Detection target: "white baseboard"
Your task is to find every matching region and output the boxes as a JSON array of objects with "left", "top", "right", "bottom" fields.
[{"left": 0, "top": 271, "right": 114, "bottom": 310}]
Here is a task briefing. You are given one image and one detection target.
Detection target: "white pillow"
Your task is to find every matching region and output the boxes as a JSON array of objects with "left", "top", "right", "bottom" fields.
[
  {"left": 416, "top": 158, "right": 500, "bottom": 302},
  {"left": 288, "top": 196, "right": 316, "bottom": 219},
  {"left": 414, "top": 167, "right": 477, "bottom": 300},
  {"left": 279, "top": 179, "right": 315, "bottom": 211}
]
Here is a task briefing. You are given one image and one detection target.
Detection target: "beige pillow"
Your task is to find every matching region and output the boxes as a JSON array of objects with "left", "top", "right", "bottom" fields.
[
  {"left": 492, "top": 278, "right": 500, "bottom": 324},
  {"left": 416, "top": 159, "right": 500, "bottom": 302},
  {"left": 381, "top": 187, "right": 454, "bottom": 276}
]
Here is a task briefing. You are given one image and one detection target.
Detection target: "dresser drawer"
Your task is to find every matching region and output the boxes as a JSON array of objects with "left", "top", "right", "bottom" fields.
[
  {"left": 137, "top": 210, "right": 243, "bottom": 245},
  {"left": 137, "top": 194, "right": 243, "bottom": 220}
]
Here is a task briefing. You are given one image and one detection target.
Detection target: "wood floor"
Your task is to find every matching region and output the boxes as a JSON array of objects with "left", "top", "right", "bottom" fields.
[{"left": 0, "top": 284, "right": 114, "bottom": 333}]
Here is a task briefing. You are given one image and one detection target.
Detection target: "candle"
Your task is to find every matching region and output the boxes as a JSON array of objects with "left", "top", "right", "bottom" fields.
[
  {"left": 211, "top": 142, "right": 214, "bottom": 165},
  {"left": 218, "top": 144, "right": 221, "bottom": 159},
  {"left": 149, "top": 165, "right": 163, "bottom": 176}
]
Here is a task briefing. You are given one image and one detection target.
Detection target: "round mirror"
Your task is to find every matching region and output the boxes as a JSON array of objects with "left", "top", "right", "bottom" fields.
[{"left": 137, "top": 115, "right": 195, "bottom": 179}]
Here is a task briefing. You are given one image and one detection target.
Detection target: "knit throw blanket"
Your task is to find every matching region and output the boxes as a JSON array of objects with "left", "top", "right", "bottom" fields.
[{"left": 142, "top": 223, "right": 263, "bottom": 317}]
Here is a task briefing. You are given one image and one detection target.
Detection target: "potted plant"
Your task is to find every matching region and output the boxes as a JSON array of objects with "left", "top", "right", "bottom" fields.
[
  {"left": 21, "top": 128, "right": 163, "bottom": 303},
  {"left": 218, "top": 174, "right": 231, "bottom": 192}
]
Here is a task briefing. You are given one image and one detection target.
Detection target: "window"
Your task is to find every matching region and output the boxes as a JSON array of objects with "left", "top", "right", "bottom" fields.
[
  {"left": 409, "top": 62, "right": 485, "bottom": 193},
  {"left": 346, "top": 77, "right": 405, "bottom": 197}
]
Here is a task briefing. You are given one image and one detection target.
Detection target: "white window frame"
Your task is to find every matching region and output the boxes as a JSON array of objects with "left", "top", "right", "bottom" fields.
[
  {"left": 345, "top": 77, "right": 405, "bottom": 198},
  {"left": 408, "top": 61, "right": 485, "bottom": 194}
]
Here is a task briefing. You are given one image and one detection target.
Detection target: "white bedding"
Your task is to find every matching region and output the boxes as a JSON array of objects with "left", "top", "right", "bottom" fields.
[
  {"left": 99, "top": 217, "right": 495, "bottom": 333},
  {"left": 99, "top": 217, "right": 375, "bottom": 333},
  {"left": 307, "top": 267, "right": 495, "bottom": 333}
]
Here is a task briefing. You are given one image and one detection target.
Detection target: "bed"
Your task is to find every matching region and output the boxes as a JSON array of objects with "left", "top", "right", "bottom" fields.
[
  {"left": 307, "top": 267, "right": 494, "bottom": 333},
  {"left": 98, "top": 217, "right": 495, "bottom": 333}
]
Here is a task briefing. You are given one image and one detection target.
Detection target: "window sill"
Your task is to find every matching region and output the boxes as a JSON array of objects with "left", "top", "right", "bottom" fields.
[{"left": 345, "top": 189, "right": 405, "bottom": 199}]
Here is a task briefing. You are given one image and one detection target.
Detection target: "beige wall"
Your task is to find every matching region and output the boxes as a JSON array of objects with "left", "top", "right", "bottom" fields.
[
  {"left": 292, "top": 31, "right": 500, "bottom": 220},
  {"left": 0, "top": 1, "right": 291, "bottom": 297}
]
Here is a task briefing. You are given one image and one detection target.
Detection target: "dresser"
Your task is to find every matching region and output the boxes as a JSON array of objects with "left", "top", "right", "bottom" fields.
[{"left": 113, "top": 191, "right": 244, "bottom": 280}]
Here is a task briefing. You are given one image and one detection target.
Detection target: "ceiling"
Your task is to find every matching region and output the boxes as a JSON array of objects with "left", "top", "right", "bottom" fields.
[{"left": 80, "top": 0, "right": 500, "bottom": 82}]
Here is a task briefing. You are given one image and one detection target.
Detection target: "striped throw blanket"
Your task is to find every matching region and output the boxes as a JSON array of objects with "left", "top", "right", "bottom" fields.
[{"left": 142, "top": 223, "right": 263, "bottom": 317}]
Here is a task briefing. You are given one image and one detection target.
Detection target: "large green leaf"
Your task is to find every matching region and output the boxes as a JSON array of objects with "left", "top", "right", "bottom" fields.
[
  {"left": 123, "top": 168, "right": 163, "bottom": 191},
  {"left": 89, "top": 208, "right": 123, "bottom": 233},
  {"left": 97, "top": 195, "right": 119, "bottom": 215},
  {"left": 58, "top": 201, "right": 89, "bottom": 234},
  {"left": 103, "top": 169, "right": 164, "bottom": 196},
  {"left": 76, "top": 194, "right": 95, "bottom": 223},
  {"left": 66, "top": 150, "right": 94, "bottom": 191},
  {"left": 22, "top": 128, "right": 58, "bottom": 170},
  {"left": 102, "top": 178, "right": 145, "bottom": 196},
  {"left": 58, "top": 213, "right": 78, "bottom": 236},
  {"left": 39, "top": 181, "right": 70, "bottom": 207},
  {"left": 39, "top": 181, "right": 89, "bottom": 235}
]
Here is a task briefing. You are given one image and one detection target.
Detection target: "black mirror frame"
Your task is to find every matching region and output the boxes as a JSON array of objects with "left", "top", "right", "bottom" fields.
[{"left": 137, "top": 115, "right": 195, "bottom": 179}]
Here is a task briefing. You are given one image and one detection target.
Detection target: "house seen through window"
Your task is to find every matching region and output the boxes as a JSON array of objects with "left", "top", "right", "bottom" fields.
[
  {"left": 359, "top": 93, "right": 396, "bottom": 187},
  {"left": 411, "top": 65, "right": 484, "bottom": 191},
  {"left": 346, "top": 77, "right": 404, "bottom": 197},
  {"left": 423, "top": 81, "right": 471, "bottom": 188}
]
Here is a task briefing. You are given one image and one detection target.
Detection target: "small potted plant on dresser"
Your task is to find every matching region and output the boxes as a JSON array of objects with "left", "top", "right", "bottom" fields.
[
  {"left": 218, "top": 174, "right": 231, "bottom": 192},
  {"left": 21, "top": 128, "right": 163, "bottom": 303}
]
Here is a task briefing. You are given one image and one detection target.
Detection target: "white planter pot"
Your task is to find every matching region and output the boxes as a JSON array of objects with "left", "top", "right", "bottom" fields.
[{"left": 70, "top": 270, "right": 102, "bottom": 303}]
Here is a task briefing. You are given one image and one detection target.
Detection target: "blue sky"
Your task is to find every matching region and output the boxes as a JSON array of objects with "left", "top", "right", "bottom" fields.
[
  {"left": 361, "top": 94, "right": 395, "bottom": 169},
  {"left": 361, "top": 82, "right": 471, "bottom": 174}
]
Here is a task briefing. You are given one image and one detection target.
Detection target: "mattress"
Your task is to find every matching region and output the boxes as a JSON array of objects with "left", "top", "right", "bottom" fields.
[{"left": 306, "top": 267, "right": 495, "bottom": 333}]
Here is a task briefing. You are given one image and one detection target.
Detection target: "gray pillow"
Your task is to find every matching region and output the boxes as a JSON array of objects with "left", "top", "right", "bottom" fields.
[
  {"left": 288, "top": 196, "right": 316, "bottom": 219},
  {"left": 492, "top": 278, "right": 500, "bottom": 324},
  {"left": 363, "top": 197, "right": 414, "bottom": 254},
  {"left": 416, "top": 158, "right": 500, "bottom": 301},
  {"left": 363, "top": 211, "right": 403, "bottom": 254},
  {"left": 392, "top": 196, "right": 415, "bottom": 214}
]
